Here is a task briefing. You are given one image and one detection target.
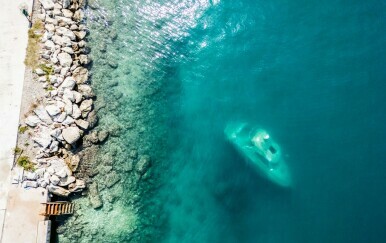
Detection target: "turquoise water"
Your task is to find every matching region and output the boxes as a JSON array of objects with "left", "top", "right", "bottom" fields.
[{"left": 59, "top": 0, "right": 386, "bottom": 242}]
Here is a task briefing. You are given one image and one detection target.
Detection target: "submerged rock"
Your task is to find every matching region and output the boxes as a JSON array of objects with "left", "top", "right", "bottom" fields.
[
  {"left": 105, "top": 171, "right": 120, "bottom": 188},
  {"left": 88, "top": 183, "right": 103, "bottom": 209},
  {"left": 136, "top": 155, "right": 151, "bottom": 175}
]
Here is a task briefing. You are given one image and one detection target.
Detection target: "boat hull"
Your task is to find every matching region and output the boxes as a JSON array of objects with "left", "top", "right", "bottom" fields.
[{"left": 225, "top": 122, "right": 292, "bottom": 187}]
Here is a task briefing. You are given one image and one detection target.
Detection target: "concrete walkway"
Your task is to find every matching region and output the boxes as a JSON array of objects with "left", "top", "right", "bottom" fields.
[{"left": 0, "top": 0, "right": 47, "bottom": 242}]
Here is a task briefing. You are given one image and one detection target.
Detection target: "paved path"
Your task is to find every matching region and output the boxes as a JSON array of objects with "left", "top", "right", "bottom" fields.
[{"left": 0, "top": 0, "right": 44, "bottom": 242}]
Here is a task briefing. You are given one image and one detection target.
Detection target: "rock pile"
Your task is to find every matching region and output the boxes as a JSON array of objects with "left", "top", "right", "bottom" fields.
[{"left": 20, "top": 0, "right": 103, "bottom": 197}]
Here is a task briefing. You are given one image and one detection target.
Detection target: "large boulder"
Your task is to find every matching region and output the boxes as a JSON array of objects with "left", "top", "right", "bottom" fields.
[
  {"left": 58, "top": 176, "right": 76, "bottom": 187},
  {"left": 47, "top": 185, "right": 71, "bottom": 197},
  {"left": 25, "top": 115, "right": 41, "bottom": 127},
  {"left": 34, "top": 106, "right": 53, "bottom": 125},
  {"left": 45, "top": 104, "right": 61, "bottom": 117},
  {"left": 56, "top": 27, "right": 76, "bottom": 41},
  {"left": 71, "top": 104, "right": 82, "bottom": 119},
  {"left": 77, "top": 84, "right": 95, "bottom": 98},
  {"left": 79, "top": 99, "right": 93, "bottom": 117},
  {"left": 39, "top": 0, "right": 54, "bottom": 10},
  {"left": 62, "top": 127, "right": 81, "bottom": 145},
  {"left": 59, "top": 77, "right": 76, "bottom": 90},
  {"left": 69, "top": 179, "right": 86, "bottom": 192},
  {"left": 57, "top": 52, "right": 72, "bottom": 67},
  {"left": 72, "top": 67, "right": 88, "bottom": 84}
]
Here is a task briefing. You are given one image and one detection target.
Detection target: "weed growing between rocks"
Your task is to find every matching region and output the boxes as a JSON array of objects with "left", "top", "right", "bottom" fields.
[
  {"left": 25, "top": 19, "right": 43, "bottom": 68},
  {"left": 17, "top": 156, "right": 35, "bottom": 171}
]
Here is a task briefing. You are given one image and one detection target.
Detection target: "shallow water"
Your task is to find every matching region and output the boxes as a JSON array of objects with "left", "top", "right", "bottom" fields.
[{"left": 59, "top": 0, "right": 386, "bottom": 242}]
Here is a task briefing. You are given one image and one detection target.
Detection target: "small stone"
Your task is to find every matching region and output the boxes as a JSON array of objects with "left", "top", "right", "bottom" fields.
[
  {"left": 49, "top": 140, "right": 59, "bottom": 153},
  {"left": 55, "top": 168, "right": 67, "bottom": 178},
  {"left": 79, "top": 99, "right": 93, "bottom": 117},
  {"left": 61, "top": 9, "right": 73, "bottom": 18},
  {"left": 57, "top": 52, "right": 72, "bottom": 67}
]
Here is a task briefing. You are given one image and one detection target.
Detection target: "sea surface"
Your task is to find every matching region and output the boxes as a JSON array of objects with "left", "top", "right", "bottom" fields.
[{"left": 59, "top": 0, "right": 386, "bottom": 242}]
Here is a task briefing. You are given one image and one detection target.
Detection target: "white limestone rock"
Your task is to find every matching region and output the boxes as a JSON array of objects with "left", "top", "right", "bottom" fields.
[
  {"left": 35, "top": 68, "right": 45, "bottom": 76},
  {"left": 62, "top": 126, "right": 81, "bottom": 144},
  {"left": 61, "top": 46, "right": 74, "bottom": 54},
  {"left": 39, "top": 0, "right": 55, "bottom": 10},
  {"left": 61, "top": 9, "right": 73, "bottom": 18},
  {"left": 72, "top": 67, "right": 88, "bottom": 84},
  {"left": 57, "top": 52, "right": 72, "bottom": 67},
  {"left": 50, "top": 175, "right": 60, "bottom": 185},
  {"left": 56, "top": 27, "right": 76, "bottom": 41},
  {"left": 71, "top": 104, "right": 81, "bottom": 119},
  {"left": 63, "top": 89, "right": 75, "bottom": 102},
  {"left": 49, "top": 140, "right": 59, "bottom": 153},
  {"left": 72, "top": 91, "right": 82, "bottom": 103},
  {"left": 74, "top": 31, "right": 87, "bottom": 40},
  {"left": 58, "top": 176, "right": 76, "bottom": 187},
  {"left": 59, "top": 77, "right": 76, "bottom": 90},
  {"left": 62, "top": 0, "right": 71, "bottom": 9},
  {"left": 78, "top": 84, "right": 95, "bottom": 98},
  {"left": 45, "top": 24, "right": 55, "bottom": 33},
  {"left": 34, "top": 106, "right": 53, "bottom": 125},
  {"left": 45, "top": 104, "right": 61, "bottom": 116},
  {"left": 47, "top": 185, "right": 70, "bottom": 197},
  {"left": 25, "top": 115, "right": 41, "bottom": 127},
  {"left": 62, "top": 116, "right": 75, "bottom": 125},
  {"left": 79, "top": 54, "right": 90, "bottom": 65},
  {"left": 79, "top": 99, "right": 93, "bottom": 117},
  {"left": 75, "top": 119, "right": 89, "bottom": 130},
  {"left": 23, "top": 181, "right": 38, "bottom": 188}
]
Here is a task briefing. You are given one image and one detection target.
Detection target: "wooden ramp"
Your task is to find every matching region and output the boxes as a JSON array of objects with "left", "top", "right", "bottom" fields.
[{"left": 42, "top": 202, "right": 74, "bottom": 216}]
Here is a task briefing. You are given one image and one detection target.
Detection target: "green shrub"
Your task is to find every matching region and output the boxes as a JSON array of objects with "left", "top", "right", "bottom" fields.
[
  {"left": 13, "top": 147, "right": 22, "bottom": 155},
  {"left": 18, "top": 126, "right": 28, "bottom": 134},
  {"left": 17, "top": 156, "right": 35, "bottom": 171}
]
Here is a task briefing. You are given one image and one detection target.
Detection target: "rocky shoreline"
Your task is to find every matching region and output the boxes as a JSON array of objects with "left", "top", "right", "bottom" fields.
[{"left": 16, "top": 0, "right": 105, "bottom": 199}]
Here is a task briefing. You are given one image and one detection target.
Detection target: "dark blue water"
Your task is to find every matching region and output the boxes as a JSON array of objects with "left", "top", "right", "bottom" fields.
[{"left": 59, "top": 0, "right": 386, "bottom": 242}]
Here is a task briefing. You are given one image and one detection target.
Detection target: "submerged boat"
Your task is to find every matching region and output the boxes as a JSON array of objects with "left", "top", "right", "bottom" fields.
[{"left": 224, "top": 122, "right": 291, "bottom": 187}]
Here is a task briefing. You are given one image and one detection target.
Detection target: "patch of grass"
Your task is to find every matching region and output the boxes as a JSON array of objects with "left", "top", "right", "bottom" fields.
[
  {"left": 13, "top": 147, "right": 22, "bottom": 155},
  {"left": 17, "top": 156, "right": 35, "bottom": 171},
  {"left": 18, "top": 126, "right": 28, "bottom": 134},
  {"left": 24, "top": 20, "right": 43, "bottom": 68},
  {"left": 39, "top": 63, "right": 54, "bottom": 75},
  {"left": 24, "top": 142, "right": 30, "bottom": 147}
]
